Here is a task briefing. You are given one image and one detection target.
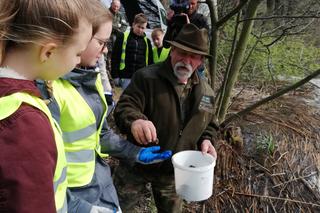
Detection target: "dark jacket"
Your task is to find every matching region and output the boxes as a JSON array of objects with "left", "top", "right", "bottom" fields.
[
  {"left": 111, "top": 30, "right": 153, "bottom": 79},
  {"left": 0, "top": 77, "right": 57, "bottom": 213},
  {"left": 163, "top": 11, "right": 209, "bottom": 48},
  {"left": 114, "top": 59, "right": 217, "bottom": 173}
]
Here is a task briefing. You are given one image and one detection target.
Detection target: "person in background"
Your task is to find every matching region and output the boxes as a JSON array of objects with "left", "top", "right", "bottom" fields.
[
  {"left": 109, "top": 0, "right": 128, "bottom": 39},
  {"left": 151, "top": 28, "right": 171, "bottom": 63},
  {"left": 0, "top": 0, "right": 95, "bottom": 212},
  {"left": 38, "top": 4, "right": 172, "bottom": 213},
  {"left": 187, "top": 0, "right": 209, "bottom": 30},
  {"left": 103, "top": 0, "right": 128, "bottom": 90},
  {"left": 163, "top": 0, "right": 209, "bottom": 48},
  {"left": 113, "top": 24, "right": 217, "bottom": 213},
  {"left": 111, "top": 13, "right": 153, "bottom": 90}
]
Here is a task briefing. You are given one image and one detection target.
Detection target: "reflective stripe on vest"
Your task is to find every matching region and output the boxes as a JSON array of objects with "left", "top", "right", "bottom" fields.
[
  {"left": 0, "top": 92, "right": 68, "bottom": 213},
  {"left": 152, "top": 47, "right": 170, "bottom": 63},
  {"left": 52, "top": 74, "right": 108, "bottom": 187},
  {"left": 119, "top": 31, "right": 149, "bottom": 70}
]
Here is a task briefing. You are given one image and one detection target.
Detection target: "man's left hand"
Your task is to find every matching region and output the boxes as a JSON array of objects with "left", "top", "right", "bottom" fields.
[{"left": 201, "top": 139, "right": 217, "bottom": 158}]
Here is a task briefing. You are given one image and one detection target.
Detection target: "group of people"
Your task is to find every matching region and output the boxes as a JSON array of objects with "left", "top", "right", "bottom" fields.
[
  {"left": 0, "top": 1, "right": 217, "bottom": 213},
  {"left": 108, "top": 0, "right": 209, "bottom": 90}
]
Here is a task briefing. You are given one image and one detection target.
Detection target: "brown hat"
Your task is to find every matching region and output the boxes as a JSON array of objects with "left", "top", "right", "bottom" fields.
[{"left": 167, "top": 23, "right": 211, "bottom": 57}]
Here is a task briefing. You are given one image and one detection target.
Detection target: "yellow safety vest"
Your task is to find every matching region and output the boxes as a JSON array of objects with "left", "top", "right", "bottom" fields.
[
  {"left": 152, "top": 47, "right": 170, "bottom": 63},
  {"left": 52, "top": 74, "right": 107, "bottom": 187},
  {"left": 0, "top": 92, "right": 68, "bottom": 213},
  {"left": 119, "top": 31, "right": 149, "bottom": 70}
]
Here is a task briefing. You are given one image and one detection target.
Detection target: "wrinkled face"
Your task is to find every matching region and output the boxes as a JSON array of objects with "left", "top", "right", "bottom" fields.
[
  {"left": 170, "top": 46, "right": 203, "bottom": 83},
  {"left": 188, "top": 0, "right": 198, "bottom": 15},
  {"left": 80, "top": 21, "right": 112, "bottom": 67},
  {"left": 152, "top": 33, "right": 164, "bottom": 48},
  {"left": 111, "top": 1, "right": 121, "bottom": 13},
  {"left": 40, "top": 18, "right": 92, "bottom": 80},
  {"left": 132, "top": 22, "right": 147, "bottom": 36}
]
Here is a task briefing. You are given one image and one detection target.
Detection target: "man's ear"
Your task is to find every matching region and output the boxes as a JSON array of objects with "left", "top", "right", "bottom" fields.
[{"left": 39, "top": 43, "right": 58, "bottom": 63}]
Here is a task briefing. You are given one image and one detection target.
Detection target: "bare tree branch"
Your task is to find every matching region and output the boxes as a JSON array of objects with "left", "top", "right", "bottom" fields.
[
  {"left": 221, "top": 68, "right": 320, "bottom": 126},
  {"left": 239, "top": 15, "right": 320, "bottom": 22},
  {"left": 215, "top": 0, "right": 250, "bottom": 28}
]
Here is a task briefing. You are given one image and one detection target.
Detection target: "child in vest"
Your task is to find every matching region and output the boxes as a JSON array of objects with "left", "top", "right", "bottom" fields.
[
  {"left": 151, "top": 28, "right": 171, "bottom": 63},
  {"left": 39, "top": 6, "right": 172, "bottom": 213},
  {"left": 0, "top": 0, "right": 96, "bottom": 212},
  {"left": 111, "top": 13, "right": 153, "bottom": 90}
]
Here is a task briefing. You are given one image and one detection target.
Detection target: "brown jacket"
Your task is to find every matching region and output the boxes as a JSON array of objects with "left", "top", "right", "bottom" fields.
[{"left": 114, "top": 59, "right": 217, "bottom": 172}]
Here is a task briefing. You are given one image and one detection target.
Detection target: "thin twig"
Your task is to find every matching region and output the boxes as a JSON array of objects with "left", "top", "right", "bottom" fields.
[
  {"left": 272, "top": 172, "right": 317, "bottom": 188},
  {"left": 233, "top": 191, "right": 320, "bottom": 207}
]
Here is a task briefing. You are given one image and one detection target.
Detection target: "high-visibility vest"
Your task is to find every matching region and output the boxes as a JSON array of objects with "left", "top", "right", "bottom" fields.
[
  {"left": 119, "top": 31, "right": 149, "bottom": 70},
  {"left": 152, "top": 47, "right": 170, "bottom": 63},
  {"left": 0, "top": 92, "right": 68, "bottom": 213},
  {"left": 52, "top": 74, "right": 108, "bottom": 187}
]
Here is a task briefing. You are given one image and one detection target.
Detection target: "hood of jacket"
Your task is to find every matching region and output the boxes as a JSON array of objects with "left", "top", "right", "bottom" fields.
[{"left": 61, "top": 66, "right": 100, "bottom": 89}]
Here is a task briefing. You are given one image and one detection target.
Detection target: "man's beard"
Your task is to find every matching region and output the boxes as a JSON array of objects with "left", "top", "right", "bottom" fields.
[{"left": 173, "top": 62, "right": 194, "bottom": 83}]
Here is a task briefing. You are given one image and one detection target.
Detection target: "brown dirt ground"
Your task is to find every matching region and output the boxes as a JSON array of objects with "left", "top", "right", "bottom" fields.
[{"left": 108, "top": 82, "right": 320, "bottom": 212}]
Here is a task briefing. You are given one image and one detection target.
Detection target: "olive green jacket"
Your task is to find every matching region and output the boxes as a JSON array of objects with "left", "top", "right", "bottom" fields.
[{"left": 114, "top": 59, "right": 218, "bottom": 172}]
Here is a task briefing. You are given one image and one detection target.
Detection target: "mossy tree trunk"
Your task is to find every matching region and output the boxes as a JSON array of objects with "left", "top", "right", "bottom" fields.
[{"left": 216, "top": 0, "right": 262, "bottom": 123}]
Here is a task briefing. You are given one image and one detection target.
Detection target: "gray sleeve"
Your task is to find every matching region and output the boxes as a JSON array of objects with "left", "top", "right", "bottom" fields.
[
  {"left": 98, "top": 55, "right": 112, "bottom": 94},
  {"left": 67, "top": 189, "right": 92, "bottom": 213},
  {"left": 100, "top": 120, "right": 141, "bottom": 162}
]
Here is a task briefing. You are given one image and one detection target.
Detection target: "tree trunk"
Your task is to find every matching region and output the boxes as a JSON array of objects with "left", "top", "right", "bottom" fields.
[
  {"left": 217, "top": 0, "right": 262, "bottom": 122},
  {"left": 266, "top": 0, "right": 275, "bottom": 15},
  {"left": 207, "top": 0, "right": 219, "bottom": 90}
]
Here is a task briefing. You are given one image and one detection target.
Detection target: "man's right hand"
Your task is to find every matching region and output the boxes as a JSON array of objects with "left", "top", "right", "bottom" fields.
[{"left": 131, "top": 119, "right": 157, "bottom": 145}]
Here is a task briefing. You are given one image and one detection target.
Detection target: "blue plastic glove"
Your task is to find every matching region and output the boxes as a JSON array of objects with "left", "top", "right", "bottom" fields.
[{"left": 137, "top": 146, "right": 172, "bottom": 164}]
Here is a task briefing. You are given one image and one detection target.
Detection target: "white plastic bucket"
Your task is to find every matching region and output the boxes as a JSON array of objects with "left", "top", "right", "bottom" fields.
[{"left": 171, "top": 150, "right": 216, "bottom": 202}]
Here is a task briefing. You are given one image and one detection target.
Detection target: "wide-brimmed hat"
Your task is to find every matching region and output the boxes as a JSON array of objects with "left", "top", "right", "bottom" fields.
[{"left": 166, "top": 23, "right": 211, "bottom": 58}]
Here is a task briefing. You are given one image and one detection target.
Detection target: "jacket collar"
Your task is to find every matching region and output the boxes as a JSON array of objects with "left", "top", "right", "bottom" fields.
[
  {"left": 129, "top": 29, "right": 146, "bottom": 38},
  {"left": 0, "top": 67, "right": 28, "bottom": 80},
  {"left": 62, "top": 66, "right": 99, "bottom": 88}
]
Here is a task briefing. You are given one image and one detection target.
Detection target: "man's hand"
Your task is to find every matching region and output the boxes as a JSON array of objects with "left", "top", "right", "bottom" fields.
[
  {"left": 201, "top": 139, "right": 217, "bottom": 158},
  {"left": 131, "top": 119, "right": 157, "bottom": 145},
  {"left": 180, "top": 13, "right": 190, "bottom": 23},
  {"left": 137, "top": 146, "right": 172, "bottom": 164}
]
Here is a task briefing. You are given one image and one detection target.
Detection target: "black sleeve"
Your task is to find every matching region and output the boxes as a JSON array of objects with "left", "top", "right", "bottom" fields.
[
  {"left": 163, "top": 19, "right": 173, "bottom": 48},
  {"left": 191, "top": 14, "right": 209, "bottom": 30},
  {"left": 147, "top": 38, "right": 154, "bottom": 65},
  {"left": 111, "top": 32, "right": 124, "bottom": 78}
]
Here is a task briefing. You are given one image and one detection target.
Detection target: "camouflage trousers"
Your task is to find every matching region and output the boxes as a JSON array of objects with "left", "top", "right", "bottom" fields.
[{"left": 113, "top": 163, "right": 183, "bottom": 213}]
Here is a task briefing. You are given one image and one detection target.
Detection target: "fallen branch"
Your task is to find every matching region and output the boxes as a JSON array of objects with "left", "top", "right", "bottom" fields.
[{"left": 232, "top": 191, "right": 320, "bottom": 208}]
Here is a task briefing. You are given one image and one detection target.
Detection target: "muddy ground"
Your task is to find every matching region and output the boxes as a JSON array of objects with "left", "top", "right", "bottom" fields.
[{"left": 108, "top": 82, "right": 320, "bottom": 212}]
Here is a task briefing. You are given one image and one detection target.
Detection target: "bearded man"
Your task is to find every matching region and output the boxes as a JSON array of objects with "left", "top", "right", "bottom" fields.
[{"left": 113, "top": 23, "right": 218, "bottom": 213}]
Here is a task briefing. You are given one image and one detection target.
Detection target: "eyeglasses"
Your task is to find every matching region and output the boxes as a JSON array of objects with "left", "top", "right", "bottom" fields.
[{"left": 93, "top": 37, "right": 108, "bottom": 51}]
